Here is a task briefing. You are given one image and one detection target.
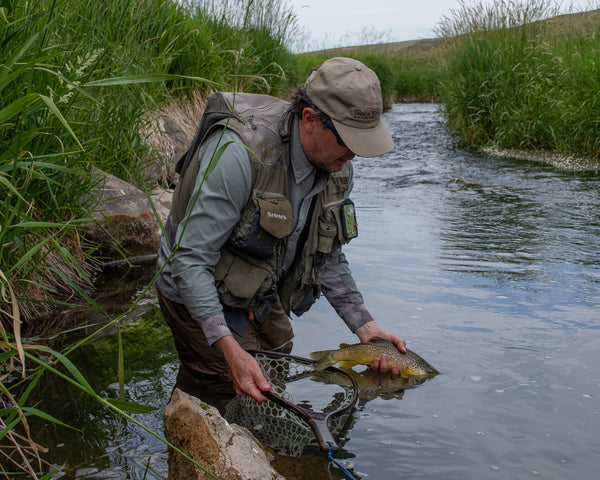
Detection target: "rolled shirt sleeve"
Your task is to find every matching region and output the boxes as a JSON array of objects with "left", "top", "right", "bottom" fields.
[
  {"left": 318, "top": 246, "right": 375, "bottom": 332},
  {"left": 170, "top": 130, "right": 252, "bottom": 345},
  {"left": 317, "top": 169, "right": 373, "bottom": 332}
]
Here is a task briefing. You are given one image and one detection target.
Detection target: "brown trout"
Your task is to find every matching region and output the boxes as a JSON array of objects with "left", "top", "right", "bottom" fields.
[{"left": 310, "top": 339, "right": 438, "bottom": 378}]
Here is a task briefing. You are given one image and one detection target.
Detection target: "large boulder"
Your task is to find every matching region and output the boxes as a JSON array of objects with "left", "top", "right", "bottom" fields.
[
  {"left": 84, "top": 168, "right": 171, "bottom": 258},
  {"left": 163, "top": 388, "right": 285, "bottom": 480}
]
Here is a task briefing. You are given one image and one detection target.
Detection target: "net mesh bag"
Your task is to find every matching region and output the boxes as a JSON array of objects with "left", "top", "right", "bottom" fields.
[{"left": 224, "top": 352, "right": 357, "bottom": 456}]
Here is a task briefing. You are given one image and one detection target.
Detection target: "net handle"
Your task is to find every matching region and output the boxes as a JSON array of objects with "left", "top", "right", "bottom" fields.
[{"left": 308, "top": 418, "right": 338, "bottom": 453}]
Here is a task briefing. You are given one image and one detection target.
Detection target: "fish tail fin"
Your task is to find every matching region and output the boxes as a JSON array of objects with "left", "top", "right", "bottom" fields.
[{"left": 309, "top": 350, "right": 336, "bottom": 370}]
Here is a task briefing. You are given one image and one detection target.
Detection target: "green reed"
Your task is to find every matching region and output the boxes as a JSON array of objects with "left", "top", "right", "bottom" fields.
[{"left": 436, "top": 0, "right": 600, "bottom": 157}]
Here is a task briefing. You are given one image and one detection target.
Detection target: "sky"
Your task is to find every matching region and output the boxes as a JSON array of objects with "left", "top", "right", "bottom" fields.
[{"left": 288, "top": 0, "right": 598, "bottom": 51}]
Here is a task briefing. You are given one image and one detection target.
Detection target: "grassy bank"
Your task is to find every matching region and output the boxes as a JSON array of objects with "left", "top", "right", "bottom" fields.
[
  {"left": 436, "top": 0, "right": 600, "bottom": 158},
  {"left": 323, "top": 1, "right": 600, "bottom": 158},
  {"left": 0, "top": 0, "right": 301, "bottom": 327},
  {"left": 302, "top": 40, "right": 446, "bottom": 104},
  {"left": 1, "top": 0, "right": 302, "bottom": 476}
]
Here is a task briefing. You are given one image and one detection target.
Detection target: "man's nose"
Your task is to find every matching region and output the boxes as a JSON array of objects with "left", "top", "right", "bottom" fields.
[{"left": 341, "top": 149, "right": 355, "bottom": 161}]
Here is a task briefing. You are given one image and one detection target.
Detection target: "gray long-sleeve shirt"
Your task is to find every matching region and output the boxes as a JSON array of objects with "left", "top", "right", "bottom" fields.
[{"left": 155, "top": 117, "right": 373, "bottom": 345}]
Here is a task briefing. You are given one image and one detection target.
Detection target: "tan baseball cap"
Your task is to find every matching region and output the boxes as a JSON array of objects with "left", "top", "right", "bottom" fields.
[{"left": 305, "top": 57, "right": 394, "bottom": 158}]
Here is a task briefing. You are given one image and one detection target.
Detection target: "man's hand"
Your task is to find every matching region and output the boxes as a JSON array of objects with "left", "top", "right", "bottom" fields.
[
  {"left": 214, "top": 335, "right": 271, "bottom": 402},
  {"left": 354, "top": 320, "right": 406, "bottom": 375}
]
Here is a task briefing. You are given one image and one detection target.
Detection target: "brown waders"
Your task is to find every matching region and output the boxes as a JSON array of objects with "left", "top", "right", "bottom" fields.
[{"left": 157, "top": 291, "right": 294, "bottom": 379}]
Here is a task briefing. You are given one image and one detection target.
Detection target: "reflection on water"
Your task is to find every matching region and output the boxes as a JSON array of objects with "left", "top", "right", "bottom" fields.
[
  {"left": 27, "top": 303, "right": 177, "bottom": 479},
  {"left": 27, "top": 104, "right": 600, "bottom": 479}
]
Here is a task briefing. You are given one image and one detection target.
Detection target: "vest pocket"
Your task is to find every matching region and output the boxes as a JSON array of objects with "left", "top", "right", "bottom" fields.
[
  {"left": 257, "top": 196, "right": 292, "bottom": 239},
  {"left": 318, "top": 199, "right": 358, "bottom": 253},
  {"left": 214, "top": 249, "right": 273, "bottom": 303},
  {"left": 317, "top": 220, "right": 337, "bottom": 253},
  {"left": 229, "top": 192, "right": 292, "bottom": 259}
]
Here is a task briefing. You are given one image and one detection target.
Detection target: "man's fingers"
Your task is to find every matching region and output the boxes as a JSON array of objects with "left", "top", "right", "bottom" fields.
[
  {"left": 390, "top": 334, "right": 407, "bottom": 353},
  {"left": 370, "top": 356, "right": 400, "bottom": 375},
  {"left": 258, "top": 381, "right": 272, "bottom": 392},
  {"left": 239, "top": 376, "right": 270, "bottom": 402},
  {"left": 225, "top": 350, "right": 272, "bottom": 402},
  {"left": 370, "top": 356, "right": 390, "bottom": 372},
  {"left": 246, "top": 371, "right": 271, "bottom": 402},
  {"left": 247, "top": 386, "right": 268, "bottom": 402},
  {"left": 378, "top": 356, "right": 389, "bottom": 373}
]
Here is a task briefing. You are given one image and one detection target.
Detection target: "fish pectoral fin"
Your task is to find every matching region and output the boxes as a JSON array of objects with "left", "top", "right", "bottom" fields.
[
  {"left": 339, "top": 360, "right": 358, "bottom": 368},
  {"left": 314, "top": 361, "right": 331, "bottom": 370}
]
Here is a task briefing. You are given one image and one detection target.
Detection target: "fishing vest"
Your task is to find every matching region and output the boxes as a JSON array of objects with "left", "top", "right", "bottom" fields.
[{"left": 170, "top": 92, "right": 354, "bottom": 319}]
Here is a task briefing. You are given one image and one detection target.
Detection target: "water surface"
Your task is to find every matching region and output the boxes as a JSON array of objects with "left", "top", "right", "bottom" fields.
[{"left": 32, "top": 103, "right": 600, "bottom": 479}]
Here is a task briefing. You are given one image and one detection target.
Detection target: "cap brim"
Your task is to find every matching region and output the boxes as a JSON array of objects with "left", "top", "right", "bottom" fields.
[{"left": 333, "top": 118, "right": 394, "bottom": 158}]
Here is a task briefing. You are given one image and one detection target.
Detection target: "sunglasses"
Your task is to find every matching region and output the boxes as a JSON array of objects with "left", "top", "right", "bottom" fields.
[{"left": 323, "top": 119, "right": 347, "bottom": 148}]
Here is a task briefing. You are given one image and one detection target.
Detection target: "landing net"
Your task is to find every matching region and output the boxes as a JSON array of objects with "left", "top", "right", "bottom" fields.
[{"left": 224, "top": 351, "right": 357, "bottom": 456}]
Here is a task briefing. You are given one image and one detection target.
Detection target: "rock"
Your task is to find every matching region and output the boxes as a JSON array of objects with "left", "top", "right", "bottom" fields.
[
  {"left": 163, "top": 388, "right": 286, "bottom": 480},
  {"left": 484, "top": 147, "right": 600, "bottom": 173},
  {"left": 84, "top": 168, "right": 170, "bottom": 257}
]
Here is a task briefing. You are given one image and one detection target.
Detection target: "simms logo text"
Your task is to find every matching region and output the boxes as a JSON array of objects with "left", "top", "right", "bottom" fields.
[{"left": 267, "top": 211, "right": 287, "bottom": 220}]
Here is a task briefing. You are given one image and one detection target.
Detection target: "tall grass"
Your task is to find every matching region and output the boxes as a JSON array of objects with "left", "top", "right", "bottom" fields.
[
  {"left": 436, "top": 0, "right": 600, "bottom": 157},
  {"left": 0, "top": 0, "right": 300, "bottom": 328}
]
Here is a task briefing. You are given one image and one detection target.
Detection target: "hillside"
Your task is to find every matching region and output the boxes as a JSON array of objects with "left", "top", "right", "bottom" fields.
[
  {"left": 305, "top": 8, "right": 600, "bottom": 60},
  {"left": 306, "top": 37, "right": 444, "bottom": 59}
]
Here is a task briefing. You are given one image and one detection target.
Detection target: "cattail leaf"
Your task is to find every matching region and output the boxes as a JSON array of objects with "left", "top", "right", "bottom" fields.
[
  {"left": 39, "top": 94, "right": 84, "bottom": 150},
  {"left": 0, "top": 93, "right": 40, "bottom": 124},
  {"left": 0, "top": 407, "right": 79, "bottom": 430},
  {"left": 46, "top": 349, "right": 96, "bottom": 396}
]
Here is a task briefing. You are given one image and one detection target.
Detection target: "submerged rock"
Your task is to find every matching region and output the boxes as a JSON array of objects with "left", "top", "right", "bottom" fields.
[
  {"left": 484, "top": 147, "right": 600, "bottom": 173},
  {"left": 163, "top": 388, "right": 285, "bottom": 480}
]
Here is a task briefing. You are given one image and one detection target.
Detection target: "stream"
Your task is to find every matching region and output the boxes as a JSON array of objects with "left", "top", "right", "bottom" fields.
[{"left": 30, "top": 103, "right": 600, "bottom": 479}]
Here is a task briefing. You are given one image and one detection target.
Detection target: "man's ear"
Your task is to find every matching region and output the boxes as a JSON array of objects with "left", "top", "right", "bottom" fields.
[{"left": 301, "top": 107, "right": 319, "bottom": 133}]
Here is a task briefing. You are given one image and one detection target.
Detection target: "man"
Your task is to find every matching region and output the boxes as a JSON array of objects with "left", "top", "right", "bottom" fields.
[{"left": 155, "top": 57, "right": 406, "bottom": 403}]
